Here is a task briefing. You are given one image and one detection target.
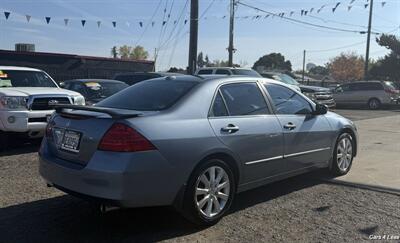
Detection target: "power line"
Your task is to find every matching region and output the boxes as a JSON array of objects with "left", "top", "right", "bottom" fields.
[
  {"left": 308, "top": 41, "right": 366, "bottom": 52},
  {"left": 236, "top": 1, "right": 380, "bottom": 34},
  {"left": 133, "top": 0, "right": 163, "bottom": 46}
]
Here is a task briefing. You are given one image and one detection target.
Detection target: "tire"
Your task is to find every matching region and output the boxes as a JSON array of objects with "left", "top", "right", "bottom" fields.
[
  {"left": 368, "top": 98, "right": 381, "bottom": 110},
  {"left": 0, "top": 131, "right": 8, "bottom": 151},
  {"left": 181, "top": 159, "right": 236, "bottom": 226},
  {"left": 330, "top": 133, "right": 354, "bottom": 176}
]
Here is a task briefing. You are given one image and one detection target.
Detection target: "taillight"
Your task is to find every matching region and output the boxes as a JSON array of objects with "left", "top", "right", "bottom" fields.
[
  {"left": 98, "top": 123, "right": 156, "bottom": 152},
  {"left": 45, "top": 122, "right": 53, "bottom": 138},
  {"left": 384, "top": 88, "right": 399, "bottom": 94}
]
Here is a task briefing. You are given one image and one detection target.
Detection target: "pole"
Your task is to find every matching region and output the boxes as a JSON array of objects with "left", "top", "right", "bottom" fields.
[
  {"left": 302, "top": 50, "right": 306, "bottom": 82},
  {"left": 153, "top": 48, "right": 157, "bottom": 72},
  {"left": 364, "top": 0, "right": 374, "bottom": 80},
  {"left": 188, "top": 0, "right": 198, "bottom": 74},
  {"left": 228, "top": 0, "right": 235, "bottom": 66}
]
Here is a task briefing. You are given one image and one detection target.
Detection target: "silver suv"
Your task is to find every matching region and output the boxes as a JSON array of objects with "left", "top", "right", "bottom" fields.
[{"left": 333, "top": 81, "right": 400, "bottom": 109}]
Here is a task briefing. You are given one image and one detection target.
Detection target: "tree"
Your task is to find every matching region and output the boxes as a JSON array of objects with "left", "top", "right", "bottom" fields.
[
  {"left": 369, "top": 34, "right": 400, "bottom": 81},
  {"left": 117, "top": 45, "right": 149, "bottom": 60},
  {"left": 252, "top": 53, "right": 292, "bottom": 71},
  {"left": 327, "top": 52, "right": 364, "bottom": 81},
  {"left": 111, "top": 46, "right": 118, "bottom": 58},
  {"left": 197, "top": 52, "right": 205, "bottom": 68},
  {"left": 167, "top": 67, "right": 186, "bottom": 73},
  {"left": 309, "top": 65, "right": 329, "bottom": 75}
]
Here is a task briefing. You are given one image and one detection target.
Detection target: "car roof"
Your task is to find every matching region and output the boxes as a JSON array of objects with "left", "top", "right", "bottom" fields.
[
  {"left": 114, "top": 72, "right": 183, "bottom": 77},
  {"left": 0, "top": 66, "right": 42, "bottom": 72},
  {"left": 64, "top": 79, "right": 126, "bottom": 84},
  {"left": 197, "top": 67, "right": 253, "bottom": 70}
]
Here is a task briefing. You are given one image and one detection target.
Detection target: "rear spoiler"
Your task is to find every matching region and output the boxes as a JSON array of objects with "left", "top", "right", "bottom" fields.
[{"left": 53, "top": 104, "right": 142, "bottom": 119}]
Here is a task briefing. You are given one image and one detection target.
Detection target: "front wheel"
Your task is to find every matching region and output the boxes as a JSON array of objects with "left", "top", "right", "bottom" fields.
[
  {"left": 368, "top": 98, "right": 381, "bottom": 110},
  {"left": 330, "top": 133, "right": 354, "bottom": 176},
  {"left": 181, "top": 159, "right": 235, "bottom": 226}
]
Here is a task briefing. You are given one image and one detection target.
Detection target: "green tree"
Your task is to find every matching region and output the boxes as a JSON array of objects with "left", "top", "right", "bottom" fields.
[
  {"left": 197, "top": 52, "right": 205, "bottom": 68},
  {"left": 252, "top": 53, "right": 292, "bottom": 71},
  {"left": 111, "top": 46, "right": 118, "bottom": 58},
  {"left": 309, "top": 65, "right": 329, "bottom": 75},
  {"left": 117, "top": 45, "right": 149, "bottom": 60},
  {"left": 370, "top": 34, "right": 400, "bottom": 81}
]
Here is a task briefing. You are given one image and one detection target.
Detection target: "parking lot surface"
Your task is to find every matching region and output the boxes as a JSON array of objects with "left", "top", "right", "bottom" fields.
[{"left": 0, "top": 109, "right": 399, "bottom": 242}]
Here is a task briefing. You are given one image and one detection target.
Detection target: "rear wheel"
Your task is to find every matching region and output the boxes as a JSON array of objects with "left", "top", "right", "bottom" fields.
[
  {"left": 368, "top": 98, "right": 381, "bottom": 110},
  {"left": 181, "top": 159, "right": 235, "bottom": 226},
  {"left": 330, "top": 133, "right": 354, "bottom": 176}
]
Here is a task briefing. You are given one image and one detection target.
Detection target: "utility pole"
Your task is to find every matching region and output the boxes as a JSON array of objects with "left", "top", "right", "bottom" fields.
[
  {"left": 188, "top": 0, "right": 198, "bottom": 74},
  {"left": 228, "top": 0, "right": 235, "bottom": 66},
  {"left": 364, "top": 0, "right": 374, "bottom": 80},
  {"left": 302, "top": 50, "right": 306, "bottom": 82},
  {"left": 153, "top": 48, "right": 157, "bottom": 72}
]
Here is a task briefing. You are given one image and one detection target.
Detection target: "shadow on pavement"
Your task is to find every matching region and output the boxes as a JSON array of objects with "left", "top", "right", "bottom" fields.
[
  {"left": 0, "top": 139, "right": 41, "bottom": 156},
  {"left": 0, "top": 172, "right": 324, "bottom": 243}
]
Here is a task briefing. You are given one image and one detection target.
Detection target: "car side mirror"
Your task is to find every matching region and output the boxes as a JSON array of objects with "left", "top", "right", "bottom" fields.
[
  {"left": 59, "top": 82, "right": 65, "bottom": 88},
  {"left": 313, "top": 104, "right": 328, "bottom": 115}
]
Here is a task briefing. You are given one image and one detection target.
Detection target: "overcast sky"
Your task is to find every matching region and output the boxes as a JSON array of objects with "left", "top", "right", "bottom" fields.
[{"left": 0, "top": 0, "right": 399, "bottom": 71}]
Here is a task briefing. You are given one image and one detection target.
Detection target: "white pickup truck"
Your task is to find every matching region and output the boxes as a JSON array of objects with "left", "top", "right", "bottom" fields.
[{"left": 0, "top": 66, "right": 85, "bottom": 149}]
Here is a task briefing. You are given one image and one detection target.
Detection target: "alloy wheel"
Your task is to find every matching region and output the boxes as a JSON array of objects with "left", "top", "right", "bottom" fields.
[
  {"left": 194, "top": 166, "right": 230, "bottom": 218},
  {"left": 337, "top": 137, "right": 353, "bottom": 172}
]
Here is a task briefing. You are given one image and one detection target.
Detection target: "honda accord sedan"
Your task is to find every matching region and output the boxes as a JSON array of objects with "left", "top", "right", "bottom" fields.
[{"left": 39, "top": 75, "right": 358, "bottom": 225}]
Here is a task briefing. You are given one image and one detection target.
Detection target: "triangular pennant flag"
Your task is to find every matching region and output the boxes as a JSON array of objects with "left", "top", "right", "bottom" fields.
[
  {"left": 290, "top": 11, "right": 294, "bottom": 16},
  {"left": 174, "top": 20, "right": 177, "bottom": 24},
  {"left": 350, "top": 0, "right": 355, "bottom": 3},
  {"left": 25, "top": 15, "right": 31, "bottom": 22},
  {"left": 264, "top": 14, "right": 270, "bottom": 18},
  {"left": 256, "top": 15, "right": 261, "bottom": 19},
  {"left": 364, "top": 4, "right": 369, "bottom": 8},
  {"left": 45, "top": 17, "right": 51, "bottom": 24},
  {"left": 152, "top": 21, "right": 155, "bottom": 27},
  {"left": 168, "top": 14, "right": 170, "bottom": 18},
  {"left": 222, "top": 15, "right": 226, "bottom": 19},
  {"left": 112, "top": 21, "right": 116, "bottom": 27},
  {"left": 381, "top": 2, "right": 386, "bottom": 7},
  {"left": 96, "top": 21, "right": 101, "bottom": 27},
  {"left": 304, "top": 10, "right": 308, "bottom": 15},
  {"left": 64, "top": 19, "right": 69, "bottom": 26},
  {"left": 301, "top": 10, "right": 304, "bottom": 16},
  {"left": 184, "top": 19, "right": 188, "bottom": 24},
  {"left": 281, "top": 13, "right": 285, "bottom": 17},
  {"left": 310, "top": 8, "right": 314, "bottom": 13},
  {"left": 348, "top": 5, "right": 353, "bottom": 11},
  {"left": 332, "top": 2, "right": 341, "bottom": 12},
  {"left": 4, "top": 12, "right": 10, "bottom": 20},
  {"left": 81, "top": 20, "right": 86, "bottom": 27},
  {"left": 139, "top": 22, "right": 143, "bottom": 27},
  {"left": 162, "top": 21, "right": 166, "bottom": 26},
  {"left": 164, "top": 8, "right": 166, "bottom": 13}
]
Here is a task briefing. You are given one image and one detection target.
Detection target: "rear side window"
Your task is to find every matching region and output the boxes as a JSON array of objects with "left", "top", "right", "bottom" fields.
[
  {"left": 353, "top": 82, "right": 383, "bottom": 91},
  {"left": 216, "top": 69, "right": 231, "bottom": 75},
  {"left": 197, "top": 69, "right": 213, "bottom": 75},
  {"left": 211, "top": 92, "right": 229, "bottom": 117},
  {"left": 265, "top": 84, "right": 312, "bottom": 115},
  {"left": 97, "top": 79, "right": 198, "bottom": 111},
  {"left": 218, "top": 83, "right": 269, "bottom": 116}
]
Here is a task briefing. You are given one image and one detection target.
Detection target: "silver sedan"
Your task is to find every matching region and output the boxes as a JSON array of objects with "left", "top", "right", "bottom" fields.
[{"left": 39, "top": 75, "right": 358, "bottom": 225}]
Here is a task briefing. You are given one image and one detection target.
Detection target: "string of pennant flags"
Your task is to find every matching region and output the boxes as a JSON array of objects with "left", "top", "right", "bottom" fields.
[{"left": 1, "top": 0, "right": 389, "bottom": 28}]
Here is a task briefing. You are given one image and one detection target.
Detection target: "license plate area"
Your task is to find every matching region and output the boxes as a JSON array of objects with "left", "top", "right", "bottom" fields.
[{"left": 54, "top": 128, "right": 82, "bottom": 153}]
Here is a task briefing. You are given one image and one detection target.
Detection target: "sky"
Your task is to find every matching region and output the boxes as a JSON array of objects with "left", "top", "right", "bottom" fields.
[{"left": 0, "top": 0, "right": 399, "bottom": 71}]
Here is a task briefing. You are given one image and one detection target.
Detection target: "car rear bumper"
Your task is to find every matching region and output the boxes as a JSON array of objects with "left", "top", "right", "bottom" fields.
[{"left": 39, "top": 139, "right": 183, "bottom": 207}]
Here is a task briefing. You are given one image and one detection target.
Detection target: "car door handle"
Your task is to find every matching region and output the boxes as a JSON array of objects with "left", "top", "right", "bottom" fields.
[
  {"left": 221, "top": 124, "right": 239, "bottom": 133},
  {"left": 283, "top": 122, "right": 296, "bottom": 130}
]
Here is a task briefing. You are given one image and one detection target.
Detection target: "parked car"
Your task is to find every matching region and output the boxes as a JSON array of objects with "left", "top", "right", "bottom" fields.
[
  {"left": 333, "top": 81, "right": 400, "bottom": 109},
  {"left": 0, "top": 66, "right": 85, "bottom": 149},
  {"left": 195, "top": 67, "right": 261, "bottom": 77},
  {"left": 40, "top": 75, "right": 358, "bottom": 225},
  {"left": 113, "top": 72, "right": 183, "bottom": 86},
  {"left": 261, "top": 72, "right": 336, "bottom": 108},
  {"left": 60, "top": 79, "right": 128, "bottom": 106}
]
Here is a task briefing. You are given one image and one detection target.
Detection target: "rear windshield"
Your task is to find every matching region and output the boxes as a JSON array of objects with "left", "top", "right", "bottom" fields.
[
  {"left": 231, "top": 69, "right": 261, "bottom": 77},
  {"left": 84, "top": 82, "right": 128, "bottom": 98},
  {"left": 97, "top": 79, "right": 198, "bottom": 111},
  {"left": 0, "top": 70, "right": 57, "bottom": 88}
]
